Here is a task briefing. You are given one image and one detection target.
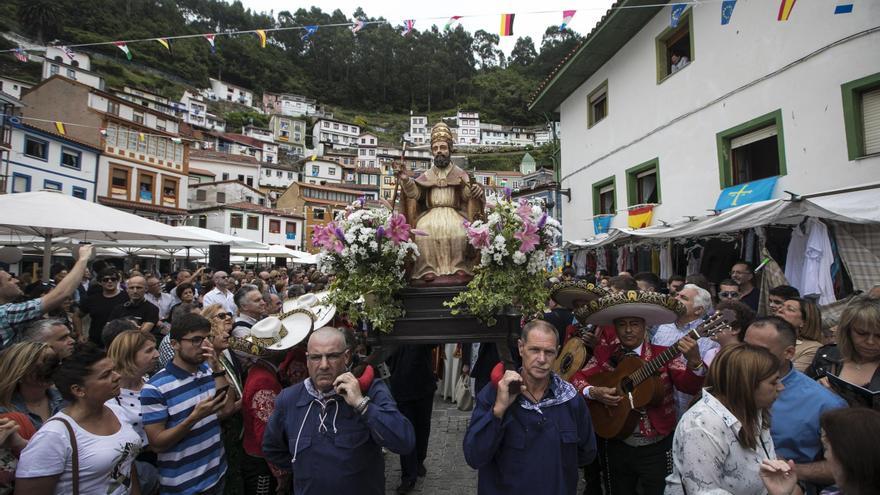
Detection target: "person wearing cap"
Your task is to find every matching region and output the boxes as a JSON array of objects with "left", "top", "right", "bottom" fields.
[
  {"left": 570, "top": 291, "right": 706, "bottom": 495},
  {"left": 228, "top": 310, "right": 314, "bottom": 494},
  {"left": 262, "top": 326, "right": 415, "bottom": 494},
  {"left": 463, "top": 319, "right": 596, "bottom": 495}
]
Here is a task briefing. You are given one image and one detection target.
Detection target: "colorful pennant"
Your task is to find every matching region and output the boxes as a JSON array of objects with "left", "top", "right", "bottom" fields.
[
  {"left": 500, "top": 13, "right": 515, "bottom": 36},
  {"left": 61, "top": 45, "right": 75, "bottom": 60},
  {"left": 560, "top": 10, "right": 576, "bottom": 31},
  {"left": 834, "top": 3, "right": 853, "bottom": 14},
  {"left": 627, "top": 205, "right": 654, "bottom": 229},
  {"left": 402, "top": 19, "right": 415, "bottom": 36},
  {"left": 255, "top": 29, "right": 267, "bottom": 48},
  {"left": 350, "top": 20, "right": 365, "bottom": 34},
  {"left": 54, "top": 122, "right": 66, "bottom": 135},
  {"left": 445, "top": 16, "right": 462, "bottom": 30},
  {"left": 302, "top": 25, "right": 318, "bottom": 41},
  {"left": 721, "top": 0, "right": 738, "bottom": 25},
  {"left": 138, "top": 132, "right": 146, "bottom": 142},
  {"left": 670, "top": 4, "right": 687, "bottom": 28},
  {"left": 13, "top": 47, "right": 28, "bottom": 63},
  {"left": 156, "top": 38, "right": 170, "bottom": 50},
  {"left": 204, "top": 34, "right": 216, "bottom": 54},
  {"left": 114, "top": 41, "right": 132, "bottom": 60},
  {"left": 778, "top": 0, "right": 797, "bottom": 21}
]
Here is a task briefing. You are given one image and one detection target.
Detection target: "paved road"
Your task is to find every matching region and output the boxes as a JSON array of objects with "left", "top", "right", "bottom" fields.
[{"left": 383, "top": 395, "right": 477, "bottom": 494}]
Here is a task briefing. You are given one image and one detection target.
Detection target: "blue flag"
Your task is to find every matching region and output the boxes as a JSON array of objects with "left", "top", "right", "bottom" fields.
[
  {"left": 593, "top": 215, "right": 613, "bottom": 235},
  {"left": 834, "top": 3, "right": 853, "bottom": 14},
  {"left": 715, "top": 176, "right": 779, "bottom": 211},
  {"left": 670, "top": 4, "right": 687, "bottom": 28},
  {"left": 721, "top": 0, "right": 737, "bottom": 25},
  {"left": 301, "top": 25, "right": 318, "bottom": 41}
]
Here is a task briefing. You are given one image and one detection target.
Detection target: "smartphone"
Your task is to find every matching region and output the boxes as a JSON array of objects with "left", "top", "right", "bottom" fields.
[{"left": 213, "top": 384, "right": 230, "bottom": 400}]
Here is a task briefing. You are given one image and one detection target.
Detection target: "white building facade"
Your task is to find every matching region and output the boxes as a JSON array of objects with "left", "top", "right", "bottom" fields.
[
  {"left": 208, "top": 78, "right": 254, "bottom": 107},
  {"left": 312, "top": 118, "right": 361, "bottom": 149},
  {"left": 456, "top": 110, "right": 481, "bottom": 145},
  {"left": 42, "top": 47, "right": 104, "bottom": 91},
  {"left": 528, "top": 0, "right": 880, "bottom": 243}
]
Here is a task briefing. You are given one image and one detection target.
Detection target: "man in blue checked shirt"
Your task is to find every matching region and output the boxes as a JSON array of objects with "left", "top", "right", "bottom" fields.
[{"left": 0, "top": 244, "right": 93, "bottom": 350}]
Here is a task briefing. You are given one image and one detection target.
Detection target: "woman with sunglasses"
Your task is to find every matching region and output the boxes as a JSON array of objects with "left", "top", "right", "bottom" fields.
[
  {"left": 78, "top": 267, "right": 129, "bottom": 346},
  {"left": 15, "top": 343, "right": 142, "bottom": 494},
  {"left": 777, "top": 298, "right": 824, "bottom": 372}
]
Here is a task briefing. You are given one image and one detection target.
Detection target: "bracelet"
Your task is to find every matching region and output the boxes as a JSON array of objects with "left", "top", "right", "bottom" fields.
[
  {"left": 688, "top": 361, "right": 705, "bottom": 371},
  {"left": 355, "top": 396, "right": 371, "bottom": 415},
  {"left": 212, "top": 370, "right": 227, "bottom": 378}
]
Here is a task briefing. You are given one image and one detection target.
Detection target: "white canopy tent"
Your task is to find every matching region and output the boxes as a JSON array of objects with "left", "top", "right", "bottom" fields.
[{"left": 0, "top": 191, "right": 210, "bottom": 280}]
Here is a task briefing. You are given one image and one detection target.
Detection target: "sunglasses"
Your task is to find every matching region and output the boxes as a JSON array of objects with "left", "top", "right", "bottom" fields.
[
  {"left": 102, "top": 277, "right": 119, "bottom": 282},
  {"left": 213, "top": 312, "right": 232, "bottom": 319}
]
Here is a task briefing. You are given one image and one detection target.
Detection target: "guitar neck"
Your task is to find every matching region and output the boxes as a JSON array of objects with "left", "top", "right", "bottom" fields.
[{"left": 629, "top": 326, "right": 701, "bottom": 387}]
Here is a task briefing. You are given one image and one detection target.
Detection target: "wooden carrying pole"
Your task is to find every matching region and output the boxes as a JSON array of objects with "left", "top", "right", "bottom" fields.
[{"left": 390, "top": 141, "right": 408, "bottom": 212}]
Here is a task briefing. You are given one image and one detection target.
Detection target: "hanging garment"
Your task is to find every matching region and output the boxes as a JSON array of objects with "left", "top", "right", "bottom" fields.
[
  {"left": 686, "top": 244, "right": 702, "bottom": 276},
  {"left": 651, "top": 248, "right": 661, "bottom": 275},
  {"left": 802, "top": 218, "right": 837, "bottom": 305},
  {"left": 659, "top": 242, "right": 673, "bottom": 280},
  {"left": 573, "top": 250, "right": 588, "bottom": 276},
  {"left": 785, "top": 222, "right": 808, "bottom": 292},
  {"left": 596, "top": 247, "right": 608, "bottom": 272},
  {"left": 830, "top": 221, "right": 880, "bottom": 293}
]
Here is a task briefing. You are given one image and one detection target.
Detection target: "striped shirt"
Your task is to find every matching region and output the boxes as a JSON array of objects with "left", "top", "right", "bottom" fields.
[
  {"left": 140, "top": 361, "right": 226, "bottom": 494},
  {"left": 0, "top": 298, "right": 43, "bottom": 349}
]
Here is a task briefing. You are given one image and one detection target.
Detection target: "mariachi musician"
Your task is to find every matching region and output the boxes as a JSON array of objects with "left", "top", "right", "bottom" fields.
[
  {"left": 569, "top": 291, "right": 706, "bottom": 495},
  {"left": 547, "top": 280, "right": 609, "bottom": 376}
]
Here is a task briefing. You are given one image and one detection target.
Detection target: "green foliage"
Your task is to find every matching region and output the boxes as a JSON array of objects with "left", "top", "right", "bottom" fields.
[
  {"left": 5, "top": 0, "right": 583, "bottom": 126},
  {"left": 323, "top": 265, "right": 407, "bottom": 334},
  {"left": 446, "top": 267, "right": 549, "bottom": 326},
  {"left": 224, "top": 110, "right": 269, "bottom": 130}
]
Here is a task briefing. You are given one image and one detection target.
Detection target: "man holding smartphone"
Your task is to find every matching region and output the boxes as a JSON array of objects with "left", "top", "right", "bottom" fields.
[{"left": 141, "top": 313, "right": 236, "bottom": 495}]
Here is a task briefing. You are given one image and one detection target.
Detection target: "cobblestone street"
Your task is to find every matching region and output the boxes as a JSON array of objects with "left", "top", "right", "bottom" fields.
[{"left": 383, "top": 396, "right": 477, "bottom": 494}]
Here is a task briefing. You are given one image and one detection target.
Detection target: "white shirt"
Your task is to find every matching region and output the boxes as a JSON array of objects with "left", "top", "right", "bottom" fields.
[
  {"left": 107, "top": 387, "right": 148, "bottom": 446},
  {"left": 652, "top": 319, "right": 718, "bottom": 418},
  {"left": 666, "top": 390, "right": 775, "bottom": 495},
  {"left": 202, "top": 287, "right": 236, "bottom": 315},
  {"left": 145, "top": 292, "right": 175, "bottom": 321},
  {"left": 16, "top": 404, "right": 142, "bottom": 495}
]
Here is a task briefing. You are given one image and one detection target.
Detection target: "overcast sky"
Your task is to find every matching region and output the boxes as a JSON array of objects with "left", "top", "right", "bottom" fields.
[{"left": 236, "top": 0, "right": 616, "bottom": 54}]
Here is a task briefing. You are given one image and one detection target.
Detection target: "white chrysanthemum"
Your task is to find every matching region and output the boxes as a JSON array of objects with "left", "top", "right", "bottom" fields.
[
  {"left": 369, "top": 241, "right": 378, "bottom": 251},
  {"left": 512, "top": 251, "right": 527, "bottom": 265},
  {"left": 344, "top": 233, "right": 356, "bottom": 244}
]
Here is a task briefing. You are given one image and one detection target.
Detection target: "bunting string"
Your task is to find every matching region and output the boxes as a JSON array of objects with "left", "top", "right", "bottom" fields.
[{"left": 2, "top": 1, "right": 752, "bottom": 56}]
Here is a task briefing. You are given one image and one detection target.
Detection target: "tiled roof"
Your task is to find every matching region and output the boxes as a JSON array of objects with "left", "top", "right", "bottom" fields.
[
  {"left": 189, "top": 149, "right": 260, "bottom": 166},
  {"left": 98, "top": 196, "right": 187, "bottom": 215},
  {"left": 188, "top": 167, "right": 216, "bottom": 176},
  {"left": 190, "top": 201, "right": 304, "bottom": 219}
]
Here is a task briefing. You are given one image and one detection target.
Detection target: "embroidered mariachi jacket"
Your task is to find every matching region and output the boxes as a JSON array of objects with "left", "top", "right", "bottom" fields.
[{"left": 569, "top": 341, "right": 704, "bottom": 439}]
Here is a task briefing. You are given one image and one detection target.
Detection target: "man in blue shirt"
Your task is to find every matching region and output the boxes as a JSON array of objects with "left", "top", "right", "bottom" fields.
[
  {"left": 262, "top": 326, "right": 415, "bottom": 494},
  {"left": 463, "top": 320, "right": 596, "bottom": 495},
  {"left": 745, "top": 316, "right": 846, "bottom": 488}
]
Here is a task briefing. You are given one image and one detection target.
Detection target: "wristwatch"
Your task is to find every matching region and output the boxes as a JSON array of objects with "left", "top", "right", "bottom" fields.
[{"left": 212, "top": 370, "right": 227, "bottom": 378}]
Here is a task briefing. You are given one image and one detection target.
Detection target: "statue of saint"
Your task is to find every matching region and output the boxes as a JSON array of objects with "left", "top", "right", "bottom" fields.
[{"left": 393, "top": 122, "right": 485, "bottom": 285}]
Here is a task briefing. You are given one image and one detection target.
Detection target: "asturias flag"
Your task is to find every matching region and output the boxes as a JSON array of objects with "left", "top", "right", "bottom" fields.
[
  {"left": 593, "top": 215, "right": 613, "bottom": 235},
  {"left": 627, "top": 205, "right": 654, "bottom": 229},
  {"left": 715, "top": 176, "right": 779, "bottom": 211}
]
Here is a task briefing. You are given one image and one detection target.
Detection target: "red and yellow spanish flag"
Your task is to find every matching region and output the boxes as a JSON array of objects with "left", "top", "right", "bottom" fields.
[
  {"left": 500, "top": 13, "right": 515, "bottom": 36},
  {"left": 54, "top": 122, "right": 66, "bottom": 135},
  {"left": 627, "top": 205, "right": 654, "bottom": 229},
  {"left": 777, "top": 0, "right": 797, "bottom": 20},
  {"left": 255, "top": 29, "right": 267, "bottom": 48}
]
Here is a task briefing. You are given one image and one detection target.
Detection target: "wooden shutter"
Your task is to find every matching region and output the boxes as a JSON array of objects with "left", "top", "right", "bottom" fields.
[{"left": 862, "top": 87, "right": 880, "bottom": 155}]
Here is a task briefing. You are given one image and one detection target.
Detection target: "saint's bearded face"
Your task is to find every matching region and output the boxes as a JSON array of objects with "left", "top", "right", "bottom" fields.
[{"left": 432, "top": 141, "right": 451, "bottom": 168}]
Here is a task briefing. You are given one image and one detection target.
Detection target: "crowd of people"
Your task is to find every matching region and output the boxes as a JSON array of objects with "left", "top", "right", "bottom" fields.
[{"left": 0, "top": 244, "right": 878, "bottom": 495}]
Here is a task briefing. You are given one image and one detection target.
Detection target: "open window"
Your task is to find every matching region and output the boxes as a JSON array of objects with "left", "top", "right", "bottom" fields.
[
  {"left": 716, "top": 110, "right": 786, "bottom": 187},
  {"left": 626, "top": 159, "right": 661, "bottom": 206},
  {"left": 137, "top": 172, "right": 155, "bottom": 202},
  {"left": 592, "top": 176, "right": 616, "bottom": 216},
  {"left": 656, "top": 8, "right": 693, "bottom": 82},
  {"left": 110, "top": 166, "right": 130, "bottom": 200},
  {"left": 587, "top": 81, "right": 608, "bottom": 128}
]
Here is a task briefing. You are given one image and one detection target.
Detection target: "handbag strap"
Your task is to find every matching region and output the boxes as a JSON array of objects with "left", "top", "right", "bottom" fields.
[{"left": 47, "top": 417, "right": 79, "bottom": 495}]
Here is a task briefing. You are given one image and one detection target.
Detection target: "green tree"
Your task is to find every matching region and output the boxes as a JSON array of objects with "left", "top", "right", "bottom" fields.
[
  {"left": 18, "top": 0, "right": 62, "bottom": 44},
  {"left": 510, "top": 36, "right": 537, "bottom": 67}
]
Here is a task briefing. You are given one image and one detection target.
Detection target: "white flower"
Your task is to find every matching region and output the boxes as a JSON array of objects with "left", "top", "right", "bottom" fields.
[
  {"left": 493, "top": 253, "right": 504, "bottom": 264},
  {"left": 344, "top": 233, "right": 356, "bottom": 244},
  {"left": 369, "top": 241, "right": 378, "bottom": 251},
  {"left": 512, "top": 251, "right": 527, "bottom": 265}
]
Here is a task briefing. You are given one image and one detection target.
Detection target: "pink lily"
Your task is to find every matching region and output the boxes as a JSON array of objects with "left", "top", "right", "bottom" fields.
[
  {"left": 516, "top": 200, "right": 532, "bottom": 220},
  {"left": 514, "top": 221, "right": 540, "bottom": 253},
  {"left": 386, "top": 213, "right": 412, "bottom": 245},
  {"left": 466, "top": 224, "right": 491, "bottom": 249}
]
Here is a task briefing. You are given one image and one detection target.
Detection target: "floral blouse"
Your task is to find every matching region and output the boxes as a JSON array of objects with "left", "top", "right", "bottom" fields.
[{"left": 665, "top": 389, "right": 776, "bottom": 495}]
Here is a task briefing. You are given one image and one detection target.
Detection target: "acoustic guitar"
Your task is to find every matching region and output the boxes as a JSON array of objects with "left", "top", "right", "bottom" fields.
[
  {"left": 553, "top": 324, "right": 596, "bottom": 381},
  {"left": 586, "top": 310, "right": 734, "bottom": 439}
]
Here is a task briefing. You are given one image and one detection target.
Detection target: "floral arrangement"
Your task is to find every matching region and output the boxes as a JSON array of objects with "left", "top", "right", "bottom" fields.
[
  {"left": 312, "top": 198, "right": 421, "bottom": 333},
  {"left": 446, "top": 189, "right": 561, "bottom": 325}
]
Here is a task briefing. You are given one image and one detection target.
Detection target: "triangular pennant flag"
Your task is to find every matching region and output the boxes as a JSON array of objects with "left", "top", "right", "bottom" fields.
[
  {"left": 54, "top": 122, "right": 66, "bottom": 135},
  {"left": 444, "top": 16, "right": 462, "bottom": 30},
  {"left": 204, "top": 33, "right": 216, "bottom": 54},
  {"left": 309, "top": 155, "right": 318, "bottom": 161},
  {"left": 834, "top": 3, "right": 853, "bottom": 14},
  {"left": 301, "top": 25, "right": 318, "bottom": 41},
  {"left": 138, "top": 132, "right": 145, "bottom": 142},
  {"left": 778, "top": 0, "right": 797, "bottom": 21},
  {"left": 114, "top": 41, "right": 132, "bottom": 60},
  {"left": 721, "top": 0, "right": 738, "bottom": 25},
  {"left": 255, "top": 29, "right": 267, "bottom": 48},
  {"left": 500, "top": 14, "right": 515, "bottom": 36},
  {"left": 61, "top": 45, "right": 75, "bottom": 60},
  {"left": 627, "top": 205, "right": 654, "bottom": 229},
  {"left": 171, "top": 137, "right": 183, "bottom": 144},
  {"left": 156, "top": 38, "right": 170, "bottom": 50},
  {"left": 350, "top": 20, "right": 365, "bottom": 34},
  {"left": 402, "top": 19, "right": 414, "bottom": 36},
  {"left": 99, "top": 128, "right": 107, "bottom": 137},
  {"left": 560, "top": 10, "right": 576, "bottom": 31},
  {"left": 670, "top": 4, "right": 687, "bottom": 28},
  {"left": 13, "top": 47, "right": 28, "bottom": 63}
]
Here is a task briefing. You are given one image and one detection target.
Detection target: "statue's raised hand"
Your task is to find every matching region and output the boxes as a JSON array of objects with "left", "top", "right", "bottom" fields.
[{"left": 391, "top": 160, "right": 409, "bottom": 180}]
